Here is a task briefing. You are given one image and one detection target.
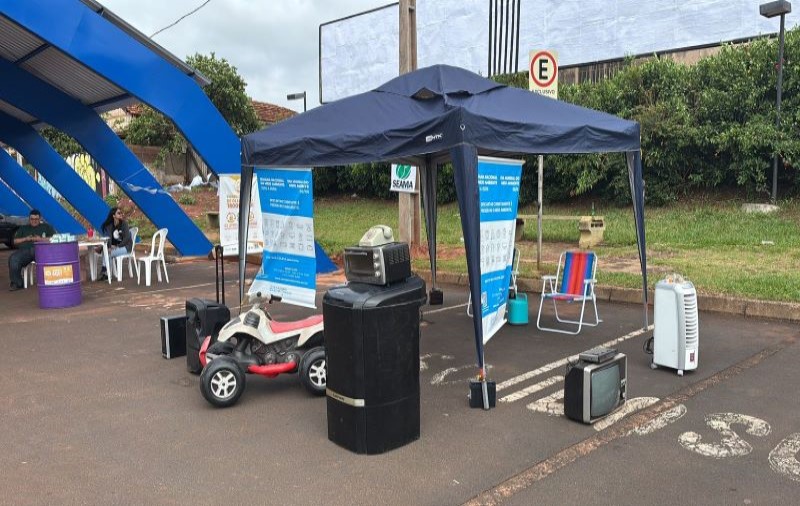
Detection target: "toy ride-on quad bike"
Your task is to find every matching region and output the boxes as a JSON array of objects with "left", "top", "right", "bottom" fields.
[{"left": 198, "top": 292, "right": 326, "bottom": 408}]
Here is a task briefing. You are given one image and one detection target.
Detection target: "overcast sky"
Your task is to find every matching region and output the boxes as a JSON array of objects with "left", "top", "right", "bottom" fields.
[{"left": 100, "top": 0, "right": 391, "bottom": 112}]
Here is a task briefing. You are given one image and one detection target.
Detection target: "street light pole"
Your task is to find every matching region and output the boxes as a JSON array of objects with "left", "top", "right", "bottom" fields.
[
  {"left": 760, "top": 0, "right": 792, "bottom": 202},
  {"left": 773, "top": 12, "right": 786, "bottom": 202},
  {"left": 287, "top": 91, "right": 307, "bottom": 112}
]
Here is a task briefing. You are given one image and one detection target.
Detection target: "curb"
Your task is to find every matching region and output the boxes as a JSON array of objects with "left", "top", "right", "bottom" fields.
[
  {"left": 417, "top": 270, "right": 800, "bottom": 324},
  {"left": 159, "top": 254, "right": 799, "bottom": 324}
]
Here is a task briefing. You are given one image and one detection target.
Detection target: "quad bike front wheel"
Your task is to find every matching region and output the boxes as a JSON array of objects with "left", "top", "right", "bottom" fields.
[
  {"left": 299, "top": 347, "right": 326, "bottom": 396},
  {"left": 200, "top": 357, "right": 246, "bottom": 408}
]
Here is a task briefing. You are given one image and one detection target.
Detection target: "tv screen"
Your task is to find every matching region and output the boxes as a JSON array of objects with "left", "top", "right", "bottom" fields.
[
  {"left": 563, "top": 352, "right": 627, "bottom": 424},
  {"left": 590, "top": 363, "right": 621, "bottom": 418}
]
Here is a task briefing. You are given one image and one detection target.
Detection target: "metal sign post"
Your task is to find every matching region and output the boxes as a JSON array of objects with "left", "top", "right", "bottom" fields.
[{"left": 537, "top": 154, "right": 543, "bottom": 271}]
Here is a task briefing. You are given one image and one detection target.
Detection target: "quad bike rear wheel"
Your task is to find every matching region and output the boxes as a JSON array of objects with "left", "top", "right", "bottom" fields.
[
  {"left": 200, "top": 357, "right": 246, "bottom": 408},
  {"left": 299, "top": 346, "right": 326, "bottom": 396}
]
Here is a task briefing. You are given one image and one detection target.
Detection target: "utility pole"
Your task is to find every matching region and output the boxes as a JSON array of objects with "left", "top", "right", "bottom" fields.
[{"left": 398, "top": 0, "right": 421, "bottom": 247}]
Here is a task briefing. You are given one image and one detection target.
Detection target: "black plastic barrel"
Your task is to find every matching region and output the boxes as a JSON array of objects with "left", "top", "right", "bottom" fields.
[{"left": 323, "top": 275, "right": 426, "bottom": 454}]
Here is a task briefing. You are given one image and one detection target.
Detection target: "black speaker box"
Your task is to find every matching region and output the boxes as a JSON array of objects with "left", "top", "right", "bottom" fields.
[
  {"left": 185, "top": 298, "right": 231, "bottom": 374},
  {"left": 323, "top": 276, "right": 426, "bottom": 454},
  {"left": 161, "top": 315, "right": 187, "bottom": 359}
]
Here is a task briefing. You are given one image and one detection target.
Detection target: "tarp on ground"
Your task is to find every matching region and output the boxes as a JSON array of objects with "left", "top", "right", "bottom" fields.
[{"left": 239, "top": 64, "right": 648, "bottom": 379}]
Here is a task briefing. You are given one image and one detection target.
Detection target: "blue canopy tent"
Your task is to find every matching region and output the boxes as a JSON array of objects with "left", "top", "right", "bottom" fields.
[{"left": 239, "top": 65, "right": 648, "bottom": 400}]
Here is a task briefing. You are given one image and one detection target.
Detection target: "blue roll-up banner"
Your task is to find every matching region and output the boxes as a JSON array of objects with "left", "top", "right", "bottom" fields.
[
  {"left": 249, "top": 168, "right": 317, "bottom": 308},
  {"left": 478, "top": 156, "right": 523, "bottom": 344}
]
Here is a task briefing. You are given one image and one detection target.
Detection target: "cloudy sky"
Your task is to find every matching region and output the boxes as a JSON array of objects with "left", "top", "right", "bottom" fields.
[{"left": 100, "top": 0, "right": 391, "bottom": 112}]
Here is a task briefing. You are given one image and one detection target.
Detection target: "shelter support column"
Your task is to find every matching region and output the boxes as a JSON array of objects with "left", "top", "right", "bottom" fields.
[{"left": 0, "top": 150, "right": 84, "bottom": 233}]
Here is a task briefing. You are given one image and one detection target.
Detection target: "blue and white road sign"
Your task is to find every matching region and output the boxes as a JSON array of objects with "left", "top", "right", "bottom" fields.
[
  {"left": 478, "top": 156, "right": 522, "bottom": 343},
  {"left": 249, "top": 168, "right": 317, "bottom": 308}
]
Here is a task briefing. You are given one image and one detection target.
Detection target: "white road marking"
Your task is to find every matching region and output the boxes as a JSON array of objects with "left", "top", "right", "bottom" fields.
[
  {"left": 419, "top": 353, "right": 454, "bottom": 372},
  {"left": 526, "top": 390, "right": 564, "bottom": 416},
  {"left": 420, "top": 353, "right": 432, "bottom": 371},
  {"left": 679, "top": 413, "right": 771, "bottom": 459},
  {"left": 593, "top": 397, "right": 659, "bottom": 431},
  {"left": 499, "top": 376, "right": 564, "bottom": 403},
  {"left": 422, "top": 303, "right": 469, "bottom": 315},
  {"left": 768, "top": 433, "right": 800, "bottom": 483},
  {"left": 631, "top": 404, "right": 688, "bottom": 436},
  {"left": 496, "top": 325, "right": 653, "bottom": 392},
  {"left": 431, "top": 363, "right": 493, "bottom": 386}
]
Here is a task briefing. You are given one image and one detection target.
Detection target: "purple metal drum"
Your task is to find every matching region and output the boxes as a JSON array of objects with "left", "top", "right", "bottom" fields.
[{"left": 34, "top": 241, "right": 82, "bottom": 309}]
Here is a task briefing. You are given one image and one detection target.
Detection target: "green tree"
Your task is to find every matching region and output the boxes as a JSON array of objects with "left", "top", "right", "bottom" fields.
[
  {"left": 40, "top": 128, "right": 82, "bottom": 158},
  {"left": 186, "top": 53, "right": 261, "bottom": 136},
  {"left": 124, "top": 52, "right": 261, "bottom": 162}
]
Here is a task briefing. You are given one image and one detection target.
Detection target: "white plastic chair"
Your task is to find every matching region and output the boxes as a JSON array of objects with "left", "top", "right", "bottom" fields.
[
  {"left": 113, "top": 226, "right": 139, "bottom": 282},
  {"left": 467, "top": 247, "right": 520, "bottom": 317},
  {"left": 137, "top": 228, "right": 169, "bottom": 286},
  {"left": 87, "top": 238, "right": 113, "bottom": 283},
  {"left": 23, "top": 261, "right": 36, "bottom": 288}
]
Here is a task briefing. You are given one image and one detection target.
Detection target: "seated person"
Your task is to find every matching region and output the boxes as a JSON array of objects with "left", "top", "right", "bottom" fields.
[
  {"left": 98, "top": 207, "right": 132, "bottom": 280},
  {"left": 8, "top": 209, "right": 55, "bottom": 291}
]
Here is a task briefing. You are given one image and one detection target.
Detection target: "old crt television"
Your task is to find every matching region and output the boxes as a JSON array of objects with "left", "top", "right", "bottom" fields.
[
  {"left": 564, "top": 351, "right": 627, "bottom": 424},
  {"left": 344, "top": 226, "right": 411, "bottom": 285}
]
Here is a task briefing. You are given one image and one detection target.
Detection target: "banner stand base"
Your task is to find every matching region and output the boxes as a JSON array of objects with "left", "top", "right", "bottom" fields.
[{"left": 468, "top": 379, "right": 496, "bottom": 409}]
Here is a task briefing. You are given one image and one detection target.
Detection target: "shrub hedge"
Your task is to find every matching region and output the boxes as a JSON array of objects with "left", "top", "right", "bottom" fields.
[{"left": 315, "top": 29, "right": 800, "bottom": 205}]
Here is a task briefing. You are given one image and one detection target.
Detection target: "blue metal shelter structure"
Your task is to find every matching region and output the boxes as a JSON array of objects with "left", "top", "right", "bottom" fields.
[
  {"left": 0, "top": 0, "right": 241, "bottom": 255},
  {"left": 0, "top": 179, "right": 28, "bottom": 215},
  {"left": 240, "top": 65, "right": 648, "bottom": 399},
  {"left": 0, "top": 147, "right": 83, "bottom": 232},
  {"left": 0, "top": 111, "right": 109, "bottom": 230}
]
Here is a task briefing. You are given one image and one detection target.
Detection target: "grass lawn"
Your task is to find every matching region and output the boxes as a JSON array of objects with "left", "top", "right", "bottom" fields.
[
  {"left": 313, "top": 195, "right": 800, "bottom": 303},
  {"left": 112, "top": 187, "right": 798, "bottom": 303}
]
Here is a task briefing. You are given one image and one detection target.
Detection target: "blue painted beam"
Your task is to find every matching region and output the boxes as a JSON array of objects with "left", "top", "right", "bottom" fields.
[
  {"left": 0, "top": 0, "right": 240, "bottom": 175},
  {"left": 0, "top": 178, "right": 29, "bottom": 215},
  {"left": 0, "top": 58, "right": 212, "bottom": 255},
  {"left": 0, "top": 150, "right": 84, "bottom": 233},
  {"left": 0, "top": 112, "right": 110, "bottom": 230}
]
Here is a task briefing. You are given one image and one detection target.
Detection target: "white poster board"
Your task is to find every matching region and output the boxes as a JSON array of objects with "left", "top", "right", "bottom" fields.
[{"left": 218, "top": 175, "right": 263, "bottom": 256}]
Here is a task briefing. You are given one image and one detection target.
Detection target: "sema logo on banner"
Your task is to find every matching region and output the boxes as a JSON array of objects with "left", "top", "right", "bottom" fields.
[
  {"left": 390, "top": 164, "right": 417, "bottom": 193},
  {"left": 249, "top": 168, "right": 317, "bottom": 308},
  {"left": 477, "top": 156, "right": 523, "bottom": 344}
]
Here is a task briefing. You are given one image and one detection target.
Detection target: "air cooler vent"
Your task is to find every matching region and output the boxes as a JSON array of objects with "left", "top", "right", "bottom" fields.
[{"left": 653, "top": 278, "right": 700, "bottom": 376}]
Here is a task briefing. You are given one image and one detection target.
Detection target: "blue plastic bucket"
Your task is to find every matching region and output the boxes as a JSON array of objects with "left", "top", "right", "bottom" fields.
[
  {"left": 35, "top": 241, "right": 82, "bottom": 309},
  {"left": 507, "top": 293, "right": 528, "bottom": 325}
]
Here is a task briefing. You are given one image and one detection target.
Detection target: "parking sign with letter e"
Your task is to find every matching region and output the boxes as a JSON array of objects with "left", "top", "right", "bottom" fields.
[{"left": 529, "top": 50, "right": 558, "bottom": 99}]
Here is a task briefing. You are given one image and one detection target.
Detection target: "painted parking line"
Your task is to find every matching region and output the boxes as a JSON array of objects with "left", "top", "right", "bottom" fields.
[
  {"left": 496, "top": 324, "right": 654, "bottom": 393},
  {"left": 499, "top": 375, "right": 563, "bottom": 403}
]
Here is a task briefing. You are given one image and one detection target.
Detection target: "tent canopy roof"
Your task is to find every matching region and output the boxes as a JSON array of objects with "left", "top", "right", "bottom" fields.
[{"left": 242, "top": 64, "right": 640, "bottom": 168}]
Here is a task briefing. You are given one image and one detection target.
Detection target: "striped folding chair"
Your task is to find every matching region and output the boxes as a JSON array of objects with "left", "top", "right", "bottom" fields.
[{"left": 536, "top": 250, "right": 601, "bottom": 334}]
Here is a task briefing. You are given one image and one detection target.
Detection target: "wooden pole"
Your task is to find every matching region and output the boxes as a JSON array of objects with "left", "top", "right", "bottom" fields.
[{"left": 398, "top": 0, "right": 421, "bottom": 247}]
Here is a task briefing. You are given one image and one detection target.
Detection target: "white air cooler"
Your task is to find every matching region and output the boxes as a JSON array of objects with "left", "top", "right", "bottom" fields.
[{"left": 652, "top": 276, "right": 699, "bottom": 376}]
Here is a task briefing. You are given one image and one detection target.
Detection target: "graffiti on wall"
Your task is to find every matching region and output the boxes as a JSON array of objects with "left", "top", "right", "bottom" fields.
[
  {"left": 36, "top": 172, "right": 61, "bottom": 200},
  {"left": 66, "top": 153, "right": 110, "bottom": 197}
]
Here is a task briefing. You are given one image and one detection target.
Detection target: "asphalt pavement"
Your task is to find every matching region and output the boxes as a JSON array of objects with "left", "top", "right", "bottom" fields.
[{"left": 0, "top": 253, "right": 797, "bottom": 505}]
